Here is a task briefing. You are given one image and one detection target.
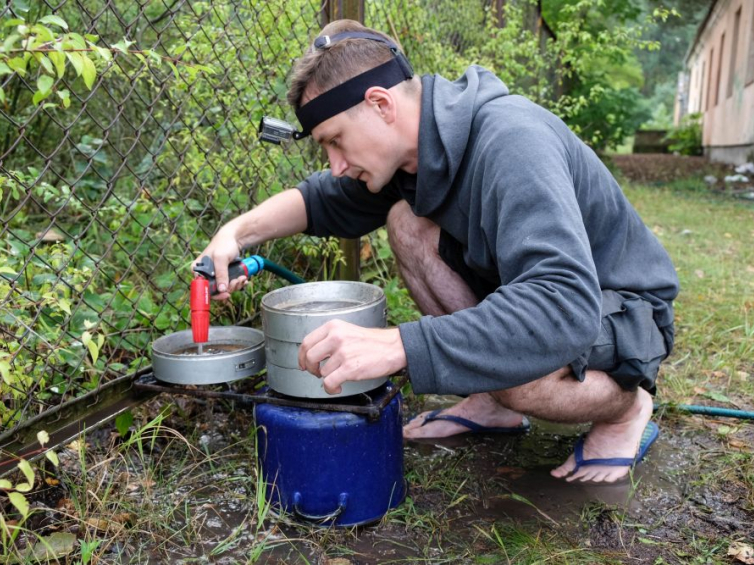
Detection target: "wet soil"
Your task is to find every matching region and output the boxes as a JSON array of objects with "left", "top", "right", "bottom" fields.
[{"left": 13, "top": 388, "right": 751, "bottom": 564}]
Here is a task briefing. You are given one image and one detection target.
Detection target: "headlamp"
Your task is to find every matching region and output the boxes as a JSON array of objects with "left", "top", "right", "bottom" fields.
[
  {"left": 257, "top": 31, "right": 413, "bottom": 145},
  {"left": 258, "top": 116, "right": 305, "bottom": 145}
]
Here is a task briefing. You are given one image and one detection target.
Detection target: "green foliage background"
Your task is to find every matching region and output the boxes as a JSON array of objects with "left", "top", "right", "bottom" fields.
[{"left": 1, "top": 0, "right": 675, "bottom": 430}]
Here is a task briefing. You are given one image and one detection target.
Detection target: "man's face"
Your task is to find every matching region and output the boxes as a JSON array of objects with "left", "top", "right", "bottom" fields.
[{"left": 311, "top": 103, "right": 400, "bottom": 193}]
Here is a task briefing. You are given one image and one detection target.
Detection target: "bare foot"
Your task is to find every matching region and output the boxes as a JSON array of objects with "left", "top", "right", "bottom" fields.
[
  {"left": 550, "top": 388, "right": 655, "bottom": 483},
  {"left": 403, "top": 393, "right": 527, "bottom": 439}
]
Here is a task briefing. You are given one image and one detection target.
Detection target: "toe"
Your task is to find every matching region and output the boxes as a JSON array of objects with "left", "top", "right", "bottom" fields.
[
  {"left": 402, "top": 410, "right": 433, "bottom": 434},
  {"left": 603, "top": 467, "right": 630, "bottom": 483},
  {"left": 550, "top": 454, "right": 576, "bottom": 478}
]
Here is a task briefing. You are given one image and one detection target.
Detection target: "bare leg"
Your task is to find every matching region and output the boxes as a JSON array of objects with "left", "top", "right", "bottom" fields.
[
  {"left": 387, "top": 201, "right": 654, "bottom": 483},
  {"left": 386, "top": 200, "right": 479, "bottom": 316},
  {"left": 387, "top": 201, "right": 526, "bottom": 437},
  {"left": 491, "top": 368, "right": 654, "bottom": 483}
]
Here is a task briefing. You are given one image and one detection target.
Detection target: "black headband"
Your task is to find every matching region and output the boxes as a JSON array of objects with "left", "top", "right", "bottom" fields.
[{"left": 295, "top": 32, "right": 414, "bottom": 137}]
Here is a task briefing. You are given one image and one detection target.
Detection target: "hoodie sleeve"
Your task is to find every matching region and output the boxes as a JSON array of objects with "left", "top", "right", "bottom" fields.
[
  {"left": 399, "top": 120, "right": 603, "bottom": 395},
  {"left": 296, "top": 170, "right": 401, "bottom": 238}
]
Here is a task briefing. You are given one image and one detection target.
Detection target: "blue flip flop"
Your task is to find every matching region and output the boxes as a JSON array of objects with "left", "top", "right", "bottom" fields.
[
  {"left": 418, "top": 409, "right": 531, "bottom": 434},
  {"left": 570, "top": 421, "right": 660, "bottom": 476}
]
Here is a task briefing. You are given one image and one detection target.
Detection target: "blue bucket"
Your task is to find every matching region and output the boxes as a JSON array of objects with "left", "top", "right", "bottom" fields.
[{"left": 254, "top": 383, "right": 406, "bottom": 526}]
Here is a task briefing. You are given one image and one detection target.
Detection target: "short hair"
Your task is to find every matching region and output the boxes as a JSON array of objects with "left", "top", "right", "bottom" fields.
[{"left": 287, "top": 20, "right": 412, "bottom": 110}]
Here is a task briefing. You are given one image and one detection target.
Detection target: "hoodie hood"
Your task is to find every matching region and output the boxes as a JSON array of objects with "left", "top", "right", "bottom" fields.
[{"left": 416, "top": 65, "right": 510, "bottom": 216}]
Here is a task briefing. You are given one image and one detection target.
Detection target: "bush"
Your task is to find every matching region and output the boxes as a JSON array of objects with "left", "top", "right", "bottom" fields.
[{"left": 665, "top": 112, "right": 703, "bottom": 156}]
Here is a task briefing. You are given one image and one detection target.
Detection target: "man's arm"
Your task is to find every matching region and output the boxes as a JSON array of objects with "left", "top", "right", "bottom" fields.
[{"left": 196, "top": 188, "right": 307, "bottom": 299}]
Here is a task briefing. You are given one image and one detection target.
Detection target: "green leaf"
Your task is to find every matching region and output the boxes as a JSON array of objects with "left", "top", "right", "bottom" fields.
[
  {"left": 145, "top": 49, "right": 162, "bottom": 65},
  {"left": 115, "top": 410, "right": 133, "bottom": 437},
  {"left": 26, "top": 532, "right": 76, "bottom": 561},
  {"left": 705, "top": 391, "right": 731, "bottom": 403},
  {"left": 717, "top": 425, "right": 732, "bottom": 435},
  {"left": 58, "top": 297, "right": 71, "bottom": 315},
  {"left": 0, "top": 62, "right": 13, "bottom": 75},
  {"left": 112, "top": 39, "right": 134, "bottom": 54},
  {"left": 37, "top": 54, "right": 54, "bottom": 75},
  {"left": 3, "top": 19, "right": 25, "bottom": 27},
  {"left": 8, "top": 492, "right": 29, "bottom": 518},
  {"left": 85, "top": 336, "right": 99, "bottom": 364},
  {"left": 48, "top": 50, "right": 65, "bottom": 77},
  {"left": 32, "top": 88, "right": 51, "bottom": 105},
  {"left": 7, "top": 56, "right": 27, "bottom": 76},
  {"left": 0, "top": 359, "right": 10, "bottom": 384},
  {"left": 0, "top": 86, "right": 4, "bottom": 103},
  {"left": 14, "top": 482, "right": 32, "bottom": 493},
  {"left": 17, "top": 459, "right": 34, "bottom": 485},
  {"left": 45, "top": 450, "right": 59, "bottom": 467},
  {"left": 92, "top": 44, "right": 111, "bottom": 62},
  {"left": 58, "top": 92, "right": 70, "bottom": 108},
  {"left": 65, "top": 51, "right": 83, "bottom": 76},
  {"left": 67, "top": 32, "right": 86, "bottom": 49},
  {"left": 80, "top": 53, "right": 96, "bottom": 89},
  {"left": 31, "top": 24, "right": 54, "bottom": 43},
  {"left": 37, "top": 74, "right": 54, "bottom": 94},
  {"left": 3, "top": 33, "right": 20, "bottom": 52},
  {"left": 39, "top": 15, "right": 68, "bottom": 30},
  {"left": 0, "top": 479, "right": 12, "bottom": 489}
]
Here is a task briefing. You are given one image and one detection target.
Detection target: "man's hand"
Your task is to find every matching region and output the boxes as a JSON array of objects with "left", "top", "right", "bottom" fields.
[
  {"left": 298, "top": 320, "right": 407, "bottom": 395},
  {"left": 193, "top": 189, "right": 309, "bottom": 301},
  {"left": 194, "top": 230, "right": 245, "bottom": 301}
]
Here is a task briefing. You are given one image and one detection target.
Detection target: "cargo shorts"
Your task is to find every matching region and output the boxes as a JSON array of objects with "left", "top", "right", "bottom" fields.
[{"left": 438, "top": 229, "right": 674, "bottom": 393}]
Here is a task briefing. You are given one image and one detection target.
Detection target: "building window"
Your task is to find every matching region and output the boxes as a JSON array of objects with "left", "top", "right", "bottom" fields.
[
  {"left": 707, "top": 49, "right": 714, "bottom": 110},
  {"left": 746, "top": 4, "right": 754, "bottom": 85},
  {"left": 716, "top": 34, "right": 725, "bottom": 105},
  {"left": 728, "top": 8, "right": 741, "bottom": 98}
]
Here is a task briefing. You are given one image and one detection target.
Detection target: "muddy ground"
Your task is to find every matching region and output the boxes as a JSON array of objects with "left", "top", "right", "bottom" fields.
[
  {"left": 19, "top": 383, "right": 753, "bottom": 564},
  {"left": 8, "top": 154, "right": 754, "bottom": 563}
]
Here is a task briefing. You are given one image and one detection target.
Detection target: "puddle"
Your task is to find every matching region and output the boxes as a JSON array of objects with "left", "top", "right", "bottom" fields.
[
  {"left": 33, "top": 393, "right": 752, "bottom": 564},
  {"left": 405, "top": 397, "right": 684, "bottom": 525}
]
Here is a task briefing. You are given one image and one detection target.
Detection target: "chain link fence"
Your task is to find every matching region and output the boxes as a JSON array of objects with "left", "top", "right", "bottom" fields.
[{"left": 1, "top": 0, "right": 542, "bottom": 437}]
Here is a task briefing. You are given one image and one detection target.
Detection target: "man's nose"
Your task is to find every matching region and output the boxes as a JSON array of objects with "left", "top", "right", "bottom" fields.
[{"left": 328, "top": 149, "right": 348, "bottom": 177}]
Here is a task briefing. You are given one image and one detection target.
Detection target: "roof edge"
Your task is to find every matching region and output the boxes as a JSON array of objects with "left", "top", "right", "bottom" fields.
[{"left": 683, "top": 0, "right": 720, "bottom": 65}]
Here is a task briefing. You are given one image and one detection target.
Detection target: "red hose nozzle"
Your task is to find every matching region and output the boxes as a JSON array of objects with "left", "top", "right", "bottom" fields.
[{"left": 190, "top": 277, "right": 210, "bottom": 343}]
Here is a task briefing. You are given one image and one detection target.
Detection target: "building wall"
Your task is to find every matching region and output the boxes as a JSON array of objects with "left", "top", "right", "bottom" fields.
[{"left": 684, "top": 0, "right": 754, "bottom": 164}]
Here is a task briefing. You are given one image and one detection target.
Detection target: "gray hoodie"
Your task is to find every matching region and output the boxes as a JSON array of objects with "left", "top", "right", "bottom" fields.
[{"left": 296, "top": 66, "right": 679, "bottom": 395}]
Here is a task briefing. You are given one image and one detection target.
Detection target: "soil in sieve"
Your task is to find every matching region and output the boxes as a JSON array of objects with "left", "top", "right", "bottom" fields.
[{"left": 171, "top": 342, "right": 250, "bottom": 356}]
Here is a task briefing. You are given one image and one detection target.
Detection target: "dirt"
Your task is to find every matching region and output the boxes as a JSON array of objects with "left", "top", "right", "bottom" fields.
[
  {"left": 610, "top": 153, "right": 754, "bottom": 197},
  {"left": 10, "top": 388, "right": 751, "bottom": 564}
]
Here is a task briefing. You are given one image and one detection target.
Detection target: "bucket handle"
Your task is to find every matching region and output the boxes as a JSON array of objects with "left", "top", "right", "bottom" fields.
[{"left": 292, "top": 492, "right": 348, "bottom": 523}]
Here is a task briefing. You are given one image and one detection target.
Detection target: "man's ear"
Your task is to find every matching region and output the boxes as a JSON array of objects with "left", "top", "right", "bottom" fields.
[{"left": 364, "top": 86, "right": 396, "bottom": 123}]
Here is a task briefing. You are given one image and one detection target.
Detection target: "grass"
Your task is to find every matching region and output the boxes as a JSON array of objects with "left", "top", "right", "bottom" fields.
[
  {"left": 625, "top": 183, "right": 754, "bottom": 406},
  {"left": 2, "top": 178, "right": 753, "bottom": 563}
]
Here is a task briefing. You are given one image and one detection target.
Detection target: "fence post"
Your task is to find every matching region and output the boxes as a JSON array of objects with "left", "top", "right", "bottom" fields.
[{"left": 321, "top": 0, "right": 365, "bottom": 282}]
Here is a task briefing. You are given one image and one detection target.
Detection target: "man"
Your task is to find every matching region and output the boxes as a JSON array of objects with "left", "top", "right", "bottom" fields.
[{"left": 198, "top": 20, "right": 679, "bottom": 484}]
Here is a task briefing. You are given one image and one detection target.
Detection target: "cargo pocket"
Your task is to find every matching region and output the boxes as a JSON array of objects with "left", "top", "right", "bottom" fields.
[
  {"left": 585, "top": 291, "right": 625, "bottom": 373},
  {"left": 603, "top": 296, "right": 668, "bottom": 392},
  {"left": 569, "top": 291, "right": 622, "bottom": 381}
]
